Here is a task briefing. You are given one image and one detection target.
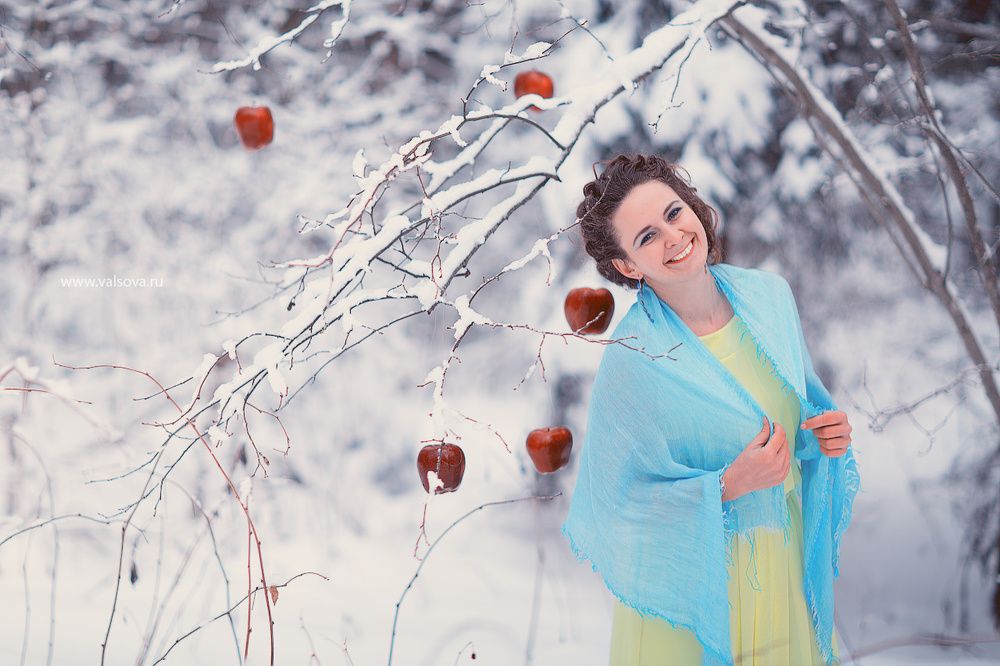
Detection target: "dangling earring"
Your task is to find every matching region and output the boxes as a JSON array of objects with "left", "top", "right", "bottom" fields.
[{"left": 637, "top": 276, "right": 654, "bottom": 320}]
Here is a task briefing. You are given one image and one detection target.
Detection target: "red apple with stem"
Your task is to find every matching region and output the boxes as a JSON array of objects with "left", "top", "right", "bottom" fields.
[
  {"left": 417, "top": 443, "right": 466, "bottom": 494},
  {"left": 526, "top": 427, "right": 573, "bottom": 474},
  {"left": 564, "top": 287, "right": 614, "bottom": 334},
  {"left": 514, "top": 70, "right": 554, "bottom": 112},
  {"left": 234, "top": 106, "right": 274, "bottom": 149}
]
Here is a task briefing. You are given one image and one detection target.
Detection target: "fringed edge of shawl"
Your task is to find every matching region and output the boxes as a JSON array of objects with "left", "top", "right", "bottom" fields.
[
  {"left": 561, "top": 521, "right": 735, "bottom": 666},
  {"left": 804, "top": 463, "right": 835, "bottom": 666},
  {"left": 832, "top": 450, "right": 861, "bottom": 578},
  {"left": 722, "top": 495, "right": 797, "bottom": 592}
]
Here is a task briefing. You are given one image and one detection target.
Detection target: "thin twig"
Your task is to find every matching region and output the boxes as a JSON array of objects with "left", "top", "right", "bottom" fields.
[
  {"left": 150, "top": 571, "right": 329, "bottom": 665},
  {"left": 388, "top": 493, "right": 561, "bottom": 665}
]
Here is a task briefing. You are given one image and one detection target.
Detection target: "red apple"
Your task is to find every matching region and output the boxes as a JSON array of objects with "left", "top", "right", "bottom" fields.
[
  {"left": 564, "top": 287, "right": 614, "bottom": 335},
  {"left": 234, "top": 106, "right": 274, "bottom": 149},
  {"left": 417, "top": 443, "right": 466, "bottom": 494},
  {"left": 514, "top": 70, "right": 554, "bottom": 112},
  {"left": 526, "top": 427, "right": 573, "bottom": 474}
]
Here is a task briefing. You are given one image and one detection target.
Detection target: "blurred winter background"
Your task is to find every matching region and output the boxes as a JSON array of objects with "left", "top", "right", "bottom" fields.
[{"left": 1, "top": 0, "right": 999, "bottom": 664}]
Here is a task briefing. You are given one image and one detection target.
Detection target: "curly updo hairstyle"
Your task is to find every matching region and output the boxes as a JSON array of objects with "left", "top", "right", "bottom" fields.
[{"left": 576, "top": 153, "right": 723, "bottom": 290}]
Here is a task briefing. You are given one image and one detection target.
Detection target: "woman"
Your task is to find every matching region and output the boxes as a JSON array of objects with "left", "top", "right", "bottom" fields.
[{"left": 561, "top": 154, "right": 860, "bottom": 666}]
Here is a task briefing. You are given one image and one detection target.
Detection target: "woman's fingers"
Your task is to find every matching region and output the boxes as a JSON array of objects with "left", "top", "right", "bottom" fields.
[
  {"left": 769, "top": 424, "right": 787, "bottom": 453},
  {"left": 752, "top": 419, "right": 796, "bottom": 487},
  {"left": 802, "top": 410, "right": 847, "bottom": 431},
  {"left": 812, "top": 423, "right": 852, "bottom": 438},
  {"left": 821, "top": 437, "right": 851, "bottom": 456},
  {"left": 769, "top": 425, "right": 789, "bottom": 481},
  {"left": 814, "top": 424, "right": 852, "bottom": 451},
  {"left": 807, "top": 415, "right": 853, "bottom": 457}
]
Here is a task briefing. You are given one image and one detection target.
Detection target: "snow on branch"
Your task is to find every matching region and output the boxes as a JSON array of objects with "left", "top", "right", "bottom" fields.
[
  {"left": 722, "top": 3, "right": 1000, "bottom": 428},
  {"left": 724, "top": 4, "right": 947, "bottom": 275},
  {"left": 209, "top": 0, "right": 351, "bottom": 73},
  {"left": 177, "top": 0, "right": 745, "bottom": 492}
]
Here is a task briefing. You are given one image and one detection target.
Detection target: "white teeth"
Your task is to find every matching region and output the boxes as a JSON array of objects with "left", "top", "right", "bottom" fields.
[{"left": 668, "top": 239, "right": 694, "bottom": 263}]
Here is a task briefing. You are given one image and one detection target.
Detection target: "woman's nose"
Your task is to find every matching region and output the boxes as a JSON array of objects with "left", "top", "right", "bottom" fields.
[{"left": 663, "top": 226, "right": 685, "bottom": 246}]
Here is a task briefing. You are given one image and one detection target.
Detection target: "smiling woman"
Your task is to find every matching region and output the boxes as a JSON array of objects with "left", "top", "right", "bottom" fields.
[
  {"left": 576, "top": 155, "right": 724, "bottom": 292},
  {"left": 577, "top": 155, "right": 733, "bottom": 336},
  {"left": 564, "top": 153, "right": 859, "bottom": 666}
]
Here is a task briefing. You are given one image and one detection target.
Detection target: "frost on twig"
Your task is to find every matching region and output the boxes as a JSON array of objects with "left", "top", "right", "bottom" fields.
[
  {"left": 209, "top": 0, "right": 351, "bottom": 73},
  {"left": 190, "top": 0, "right": 744, "bottom": 465}
]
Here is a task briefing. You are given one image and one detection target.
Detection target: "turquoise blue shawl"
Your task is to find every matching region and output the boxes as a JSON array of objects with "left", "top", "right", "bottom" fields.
[{"left": 561, "top": 262, "right": 860, "bottom": 665}]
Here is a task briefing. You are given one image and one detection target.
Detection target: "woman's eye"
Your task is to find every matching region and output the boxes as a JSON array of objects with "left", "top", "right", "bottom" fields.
[
  {"left": 641, "top": 231, "right": 654, "bottom": 245},
  {"left": 667, "top": 206, "right": 681, "bottom": 220}
]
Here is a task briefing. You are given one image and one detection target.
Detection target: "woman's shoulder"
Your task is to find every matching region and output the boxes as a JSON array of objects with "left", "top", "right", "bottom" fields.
[
  {"left": 716, "top": 262, "right": 790, "bottom": 290},
  {"left": 716, "top": 263, "right": 794, "bottom": 309}
]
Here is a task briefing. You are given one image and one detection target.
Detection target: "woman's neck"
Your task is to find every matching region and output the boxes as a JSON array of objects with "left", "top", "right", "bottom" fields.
[{"left": 648, "top": 268, "right": 733, "bottom": 333}]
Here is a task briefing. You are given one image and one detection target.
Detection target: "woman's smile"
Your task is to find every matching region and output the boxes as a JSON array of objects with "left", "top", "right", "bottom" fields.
[{"left": 666, "top": 237, "right": 695, "bottom": 265}]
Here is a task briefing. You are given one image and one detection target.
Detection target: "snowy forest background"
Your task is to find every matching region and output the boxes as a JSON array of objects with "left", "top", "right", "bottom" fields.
[{"left": 1, "top": 0, "right": 999, "bottom": 664}]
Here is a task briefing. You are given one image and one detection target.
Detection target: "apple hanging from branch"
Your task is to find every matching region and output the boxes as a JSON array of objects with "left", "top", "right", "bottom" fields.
[
  {"left": 564, "top": 287, "right": 614, "bottom": 335},
  {"left": 513, "top": 70, "right": 554, "bottom": 112},
  {"left": 234, "top": 106, "right": 274, "bottom": 149},
  {"left": 526, "top": 427, "right": 573, "bottom": 474},
  {"left": 417, "top": 443, "right": 466, "bottom": 494}
]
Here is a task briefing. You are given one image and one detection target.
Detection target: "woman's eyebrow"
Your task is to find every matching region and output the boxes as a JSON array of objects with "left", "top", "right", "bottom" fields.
[{"left": 632, "top": 200, "right": 680, "bottom": 247}]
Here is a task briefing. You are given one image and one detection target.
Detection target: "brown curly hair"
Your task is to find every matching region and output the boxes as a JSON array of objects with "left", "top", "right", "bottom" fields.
[{"left": 575, "top": 153, "right": 723, "bottom": 290}]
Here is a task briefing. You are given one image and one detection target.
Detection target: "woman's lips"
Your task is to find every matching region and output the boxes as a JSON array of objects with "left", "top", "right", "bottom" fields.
[{"left": 666, "top": 237, "right": 695, "bottom": 264}]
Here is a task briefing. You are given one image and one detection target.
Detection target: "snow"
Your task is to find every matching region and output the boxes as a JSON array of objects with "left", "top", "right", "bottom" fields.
[{"left": 451, "top": 294, "right": 494, "bottom": 341}]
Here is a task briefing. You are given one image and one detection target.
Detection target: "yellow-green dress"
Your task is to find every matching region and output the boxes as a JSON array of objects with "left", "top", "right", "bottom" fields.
[{"left": 608, "top": 313, "right": 840, "bottom": 665}]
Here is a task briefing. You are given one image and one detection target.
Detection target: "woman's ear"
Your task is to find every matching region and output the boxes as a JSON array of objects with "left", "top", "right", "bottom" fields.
[{"left": 611, "top": 257, "right": 640, "bottom": 281}]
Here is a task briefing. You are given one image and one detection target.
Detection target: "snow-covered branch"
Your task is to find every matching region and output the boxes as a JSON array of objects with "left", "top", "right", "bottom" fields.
[
  {"left": 722, "top": 5, "right": 1000, "bottom": 427},
  {"left": 201, "top": 0, "right": 746, "bottom": 444},
  {"left": 209, "top": 0, "right": 351, "bottom": 72}
]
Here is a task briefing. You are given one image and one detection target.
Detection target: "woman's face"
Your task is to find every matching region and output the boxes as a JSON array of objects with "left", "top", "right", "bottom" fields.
[{"left": 609, "top": 180, "right": 708, "bottom": 286}]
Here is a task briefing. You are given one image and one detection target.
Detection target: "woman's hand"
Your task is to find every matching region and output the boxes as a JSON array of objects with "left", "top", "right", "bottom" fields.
[
  {"left": 722, "top": 416, "right": 790, "bottom": 502},
  {"left": 801, "top": 410, "right": 852, "bottom": 457}
]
